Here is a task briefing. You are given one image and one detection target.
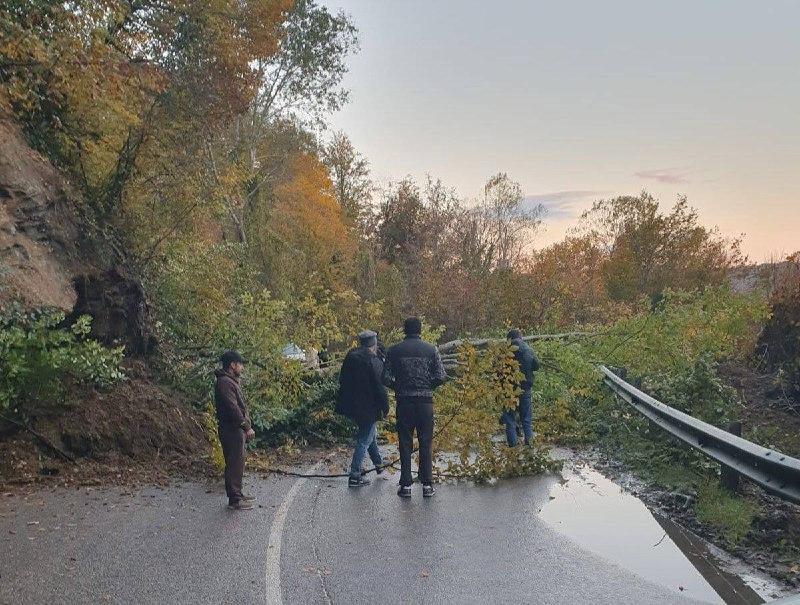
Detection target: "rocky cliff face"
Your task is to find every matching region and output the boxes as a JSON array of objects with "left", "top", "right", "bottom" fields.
[
  {"left": 0, "top": 119, "right": 155, "bottom": 355},
  {"left": 0, "top": 119, "right": 88, "bottom": 310}
]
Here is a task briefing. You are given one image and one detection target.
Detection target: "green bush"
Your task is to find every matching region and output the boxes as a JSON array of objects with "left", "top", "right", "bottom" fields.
[
  {"left": 259, "top": 372, "right": 352, "bottom": 446},
  {"left": 0, "top": 305, "right": 125, "bottom": 414},
  {"left": 432, "top": 343, "right": 562, "bottom": 481},
  {"left": 151, "top": 240, "right": 389, "bottom": 442},
  {"left": 644, "top": 355, "right": 741, "bottom": 425},
  {"left": 530, "top": 287, "right": 768, "bottom": 485}
]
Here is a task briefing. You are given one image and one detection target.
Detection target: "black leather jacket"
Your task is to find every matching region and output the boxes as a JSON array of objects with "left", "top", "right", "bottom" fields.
[{"left": 383, "top": 335, "right": 447, "bottom": 398}]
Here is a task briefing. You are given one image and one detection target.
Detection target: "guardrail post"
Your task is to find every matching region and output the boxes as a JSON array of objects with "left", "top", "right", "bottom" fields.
[{"left": 720, "top": 421, "right": 742, "bottom": 493}]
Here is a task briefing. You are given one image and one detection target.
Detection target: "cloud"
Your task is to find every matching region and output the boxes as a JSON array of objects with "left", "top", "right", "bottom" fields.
[
  {"left": 522, "top": 190, "right": 603, "bottom": 220},
  {"left": 634, "top": 168, "right": 690, "bottom": 184}
]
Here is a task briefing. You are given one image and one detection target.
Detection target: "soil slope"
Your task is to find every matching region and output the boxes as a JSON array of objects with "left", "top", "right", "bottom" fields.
[{"left": 0, "top": 119, "right": 212, "bottom": 485}]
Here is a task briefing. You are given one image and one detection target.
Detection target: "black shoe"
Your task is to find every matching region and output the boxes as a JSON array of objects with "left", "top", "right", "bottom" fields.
[
  {"left": 422, "top": 484, "right": 435, "bottom": 498},
  {"left": 349, "top": 476, "right": 371, "bottom": 487},
  {"left": 397, "top": 485, "right": 412, "bottom": 498},
  {"left": 227, "top": 500, "right": 253, "bottom": 511}
]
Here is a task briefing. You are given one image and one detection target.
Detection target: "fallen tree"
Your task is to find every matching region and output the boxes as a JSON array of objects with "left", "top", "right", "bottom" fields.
[{"left": 437, "top": 331, "right": 592, "bottom": 355}]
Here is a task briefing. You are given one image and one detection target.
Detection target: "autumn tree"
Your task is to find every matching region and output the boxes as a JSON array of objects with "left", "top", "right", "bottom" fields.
[
  {"left": 478, "top": 173, "right": 543, "bottom": 271},
  {"left": 517, "top": 235, "right": 626, "bottom": 327},
  {"left": 580, "top": 192, "right": 745, "bottom": 302},
  {"left": 322, "top": 131, "right": 373, "bottom": 231},
  {"left": 248, "top": 0, "right": 358, "bottom": 132},
  {"left": 259, "top": 152, "right": 355, "bottom": 293},
  {"left": 0, "top": 0, "right": 290, "bottom": 221},
  {"left": 369, "top": 173, "right": 545, "bottom": 335},
  {"left": 200, "top": 0, "right": 358, "bottom": 246},
  {"left": 376, "top": 178, "right": 427, "bottom": 267}
]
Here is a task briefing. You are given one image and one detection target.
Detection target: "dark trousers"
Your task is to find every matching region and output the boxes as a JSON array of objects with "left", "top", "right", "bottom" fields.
[
  {"left": 218, "top": 425, "right": 245, "bottom": 503},
  {"left": 396, "top": 396, "right": 434, "bottom": 487}
]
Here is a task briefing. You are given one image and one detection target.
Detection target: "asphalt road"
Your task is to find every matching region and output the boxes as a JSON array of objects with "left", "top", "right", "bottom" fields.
[{"left": 0, "top": 458, "right": 734, "bottom": 605}]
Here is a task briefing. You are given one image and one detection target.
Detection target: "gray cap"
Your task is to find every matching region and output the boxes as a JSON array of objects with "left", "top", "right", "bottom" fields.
[{"left": 358, "top": 330, "right": 378, "bottom": 347}]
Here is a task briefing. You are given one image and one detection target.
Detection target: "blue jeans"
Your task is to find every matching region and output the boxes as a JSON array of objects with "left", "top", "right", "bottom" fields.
[
  {"left": 502, "top": 389, "right": 533, "bottom": 447},
  {"left": 349, "top": 421, "right": 382, "bottom": 478}
]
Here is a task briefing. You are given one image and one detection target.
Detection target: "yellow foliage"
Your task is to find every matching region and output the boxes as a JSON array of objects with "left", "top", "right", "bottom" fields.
[
  {"left": 274, "top": 153, "right": 354, "bottom": 257},
  {"left": 260, "top": 152, "right": 356, "bottom": 289},
  {"left": 200, "top": 405, "right": 225, "bottom": 473},
  {"left": 0, "top": 0, "right": 290, "bottom": 214},
  {"left": 433, "top": 343, "right": 560, "bottom": 481}
]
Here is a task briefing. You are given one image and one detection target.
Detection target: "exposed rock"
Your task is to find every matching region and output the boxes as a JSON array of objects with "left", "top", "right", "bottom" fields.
[
  {"left": 67, "top": 267, "right": 156, "bottom": 356},
  {"left": 0, "top": 120, "right": 92, "bottom": 310}
]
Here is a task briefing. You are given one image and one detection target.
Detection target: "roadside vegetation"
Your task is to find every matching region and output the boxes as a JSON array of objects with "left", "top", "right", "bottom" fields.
[
  {"left": 0, "top": 306, "right": 124, "bottom": 415},
  {"left": 1, "top": 0, "right": 798, "bottom": 582},
  {"left": 696, "top": 481, "right": 758, "bottom": 544}
]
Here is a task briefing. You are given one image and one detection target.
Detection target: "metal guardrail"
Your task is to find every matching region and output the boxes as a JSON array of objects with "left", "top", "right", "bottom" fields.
[{"left": 600, "top": 365, "right": 800, "bottom": 504}]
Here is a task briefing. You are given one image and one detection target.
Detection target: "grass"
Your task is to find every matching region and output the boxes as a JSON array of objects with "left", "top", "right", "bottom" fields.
[
  {"left": 641, "top": 459, "right": 703, "bottom": 491},
  {"left": 695, "top": 481, "right": 757, "bottom": 544},
  {"left": 747, "top": 421, "right": 800, "bottom": 458}
]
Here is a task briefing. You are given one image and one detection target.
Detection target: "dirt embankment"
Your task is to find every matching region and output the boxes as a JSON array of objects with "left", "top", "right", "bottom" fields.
[
  {"left": 0, "top": 119, "right": 213, "bottom": 485},
  {"left": 0, "top": 361, "right": 213, "bottom": 486}
]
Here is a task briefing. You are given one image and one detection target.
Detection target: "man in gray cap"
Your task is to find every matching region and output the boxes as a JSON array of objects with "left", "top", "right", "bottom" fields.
[{"left": 336, "top": 330, "right": 390, "bottom": 487}]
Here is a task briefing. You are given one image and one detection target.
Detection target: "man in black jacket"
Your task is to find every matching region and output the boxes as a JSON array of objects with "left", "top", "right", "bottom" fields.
[
  {"left": 502, "top": 329, "right": 541, "bottom": 446},
  {"left": 383, "top": 317, "right": 447, "bottom": 498},
  {"left": 336, "top": 330, "right": 389, "bottom": 487},
  {"left": 214, "top": 350, "right": 256, "bottom": 510}
]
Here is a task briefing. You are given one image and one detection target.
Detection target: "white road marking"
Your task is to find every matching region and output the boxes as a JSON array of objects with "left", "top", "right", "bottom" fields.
[{"left": 264, "top": 459, "right": 330, "bottom": 605}]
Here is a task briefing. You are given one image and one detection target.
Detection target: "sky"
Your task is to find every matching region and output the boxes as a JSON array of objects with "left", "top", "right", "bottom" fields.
[{"left": 321, "top": 1, "right": 799, "bottom": 261}]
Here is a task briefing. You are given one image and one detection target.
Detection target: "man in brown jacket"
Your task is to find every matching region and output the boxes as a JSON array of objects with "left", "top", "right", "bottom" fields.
[{"left": 214, "top": 350, "right": 256, "bottom": 510}]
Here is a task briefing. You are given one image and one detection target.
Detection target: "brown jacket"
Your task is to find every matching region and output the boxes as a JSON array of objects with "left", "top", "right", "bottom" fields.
[{"left": 214, "top": 369, "right": 251, "bottom": 431}]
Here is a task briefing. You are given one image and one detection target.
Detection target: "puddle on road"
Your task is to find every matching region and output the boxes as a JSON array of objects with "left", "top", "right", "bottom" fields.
[{"left": 538, "top": 464, "right": 768, "bottom": 605}]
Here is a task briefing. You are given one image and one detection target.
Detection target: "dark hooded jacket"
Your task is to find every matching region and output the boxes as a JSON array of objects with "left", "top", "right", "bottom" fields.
[
  {"left": 214, "top": 369, "right": 251, "bottom": 431},
  {"left": 510, "top": 337, "right": 540, "bottom": 391},
  {"left": 336, "top": 346, "right": 389, "bottom": 424},
  {"left": 383, "top": 335, "right": 447, "bottom": 398}
]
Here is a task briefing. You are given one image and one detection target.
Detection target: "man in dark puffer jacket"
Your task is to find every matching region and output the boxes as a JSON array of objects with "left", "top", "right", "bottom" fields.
[
  {"left": 383, "top": 317, "right": 447, "bottom": 498},
  {"left": 501, "top": 329, "right": 541, "bottom": 447},
  {"left": 336, "top": 330, "right": 389, "bottom": 487}
]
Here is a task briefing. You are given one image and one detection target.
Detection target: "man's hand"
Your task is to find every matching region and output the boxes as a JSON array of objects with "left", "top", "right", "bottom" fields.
[{"left": 245, "top": 428, "right": 256, "bottom": 441}]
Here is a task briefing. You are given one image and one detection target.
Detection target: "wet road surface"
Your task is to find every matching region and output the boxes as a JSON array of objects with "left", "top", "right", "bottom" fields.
[
  {"left": 0, "top": 475, "right": 294, "bottom": 604},
  {"left": 0, "top": 456, "right": 787, "bottom": 604}
]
